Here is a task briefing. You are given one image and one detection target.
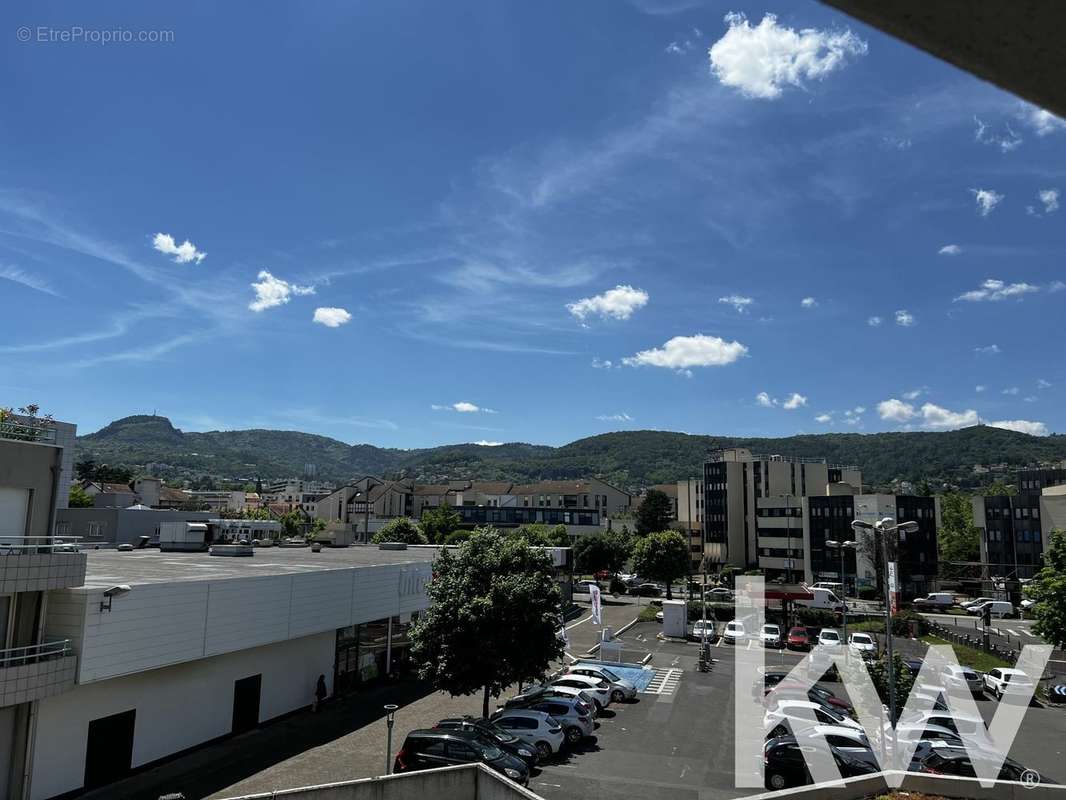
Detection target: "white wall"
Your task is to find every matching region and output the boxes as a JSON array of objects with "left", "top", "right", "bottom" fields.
[{"left": 31, "top": 632, "right": 335, "bottom": 800}]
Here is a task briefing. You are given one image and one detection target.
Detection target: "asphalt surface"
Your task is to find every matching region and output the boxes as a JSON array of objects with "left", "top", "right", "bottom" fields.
[{"left": 919, "top": 612, "right": 1066, "bottom": 667}]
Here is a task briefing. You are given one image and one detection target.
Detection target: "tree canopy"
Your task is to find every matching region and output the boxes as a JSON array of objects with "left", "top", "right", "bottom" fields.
[
  {"left": 636, "top": 489, "right": 674, "bottom": 536},
  {"left": 937, "top": 491, "right": 981, "bottom": 579},
  {"left": 419, "top": 505, "right": 462, "bottom": 544},
  {"left": 573, "top": 530, "right": 632, "bottom": 576},
  {"left": 632, "top": 529, "right": 690, "bottom": 599},
  {"left": 410, "top": 528, "right": 564, "bottom": 716},
  {"left": 68, "top": 485, "right": 94, "bottom": 508},
  {"left": 1029, "top": 529, "right": 1066, "bottom": 648},
  {"left": 370, "top": 516, "right": 428, "bottom": 545},
  {"left": 511, "top": 523, "right": 570, "bottom": 548}
]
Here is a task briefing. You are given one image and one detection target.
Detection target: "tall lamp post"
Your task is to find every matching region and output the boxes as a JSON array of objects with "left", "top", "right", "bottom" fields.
[
  {"left": 825, "top": 539, "right": 857, "bottom": 648},
  {"left": 851, "top": 516, "right": 918, "bottom": 764},
  {"left": 384, "top": 704, "right": 398, "bottom": 774}
]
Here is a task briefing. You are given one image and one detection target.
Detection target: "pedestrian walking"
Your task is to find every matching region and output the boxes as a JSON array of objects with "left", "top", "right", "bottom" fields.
[{"left": 313, "top": 674, "right": 327, "bottom": 712}]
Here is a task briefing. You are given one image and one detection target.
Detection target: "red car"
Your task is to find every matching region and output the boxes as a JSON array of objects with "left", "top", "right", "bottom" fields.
[{"left": 786, "top": 626, "right": 810, "bottom": 651}]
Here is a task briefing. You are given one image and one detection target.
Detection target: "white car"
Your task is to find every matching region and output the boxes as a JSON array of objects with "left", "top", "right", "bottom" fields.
[
  {"left": 983, "top": 667, "right": 1035, "bottom": 700},
  {"left": 912, "top": 592, "right": 955, "bottom": 609},
  {"left": 724, "top": 620, "right": 746, "bottom": 644},
  {"left": 940, "top": 664, "right": 984, "bottom": 694},
  {"left": 790, "top": 725, "right": 877, "bottom": 766},
  {"left": 538, "top": 684, "right": 600, "bottom": 715},
  {"left": 691, "top": 618, "right": 716, "bottom": 640},
  {"left": 765, "top": 700, "right": 862, "bottom": 738},
  {"left": 548, "top": 677, "right": 611, "bottom": 710},
  {"left": 961, "top": 597, "right": 994, "bottom": 610},
  {"left": 707, "top": 587, "right": 733, "bottom": 601},
  {"left": 897, "top": 710, "right": 986, "bottom": 738},
  {"left": 967, "top": 600, "right": 1014, "bottom": 619},
  {"left": 760, "top": 624, "right": 784, "bottom": 648},
  {"left": 487, "top": 709, "right": 567, "bottom": 759},
  {"left": 894, "top": 722, "right": 965, "bottom": 747},
  {"left": 848, "top": 632, "right": 876, "bottom": 656},
  {"left": 817, "top": 629, "right": 842, "bottom": 648},
  {"left": 565, "top": 665, "right": 638, "bottom": 702}
]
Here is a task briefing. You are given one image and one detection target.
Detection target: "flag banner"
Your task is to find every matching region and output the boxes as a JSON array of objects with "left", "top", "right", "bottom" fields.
[{"left": 590, "top": 583, "right": 602, "bottom": 625}]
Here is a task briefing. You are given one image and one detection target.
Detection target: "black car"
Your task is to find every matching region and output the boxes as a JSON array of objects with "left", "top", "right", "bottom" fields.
[
  {"left": 909, "top": 742, "right": 1054, "bottom": 784},
  {"left": 393, "top": 729, "right": 530, "bottom": 785},
  {"left": 902, "top": 658, "right": 923, "bottom": 677},
  {"left": 631, "top": 583, "right": 662, "bottom": 597},
  {"left": 434, "top": 716, "right": 539, "bottom": 768},
  {"left": 764, "top": 736, "right": 879, "bottom": 790}
]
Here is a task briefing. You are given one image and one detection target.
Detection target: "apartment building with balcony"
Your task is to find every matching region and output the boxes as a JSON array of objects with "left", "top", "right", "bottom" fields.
[{"left": 0, "top": 416, "right": 85, "bottom": 800}]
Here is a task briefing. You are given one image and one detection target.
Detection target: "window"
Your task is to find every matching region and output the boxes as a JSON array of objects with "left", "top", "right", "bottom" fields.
[
  {"left": 86, "top": 521, "right": 103, "bottom": 538},
  {"left": 420, "top": 740, "right": 447, "bottom": 756}
]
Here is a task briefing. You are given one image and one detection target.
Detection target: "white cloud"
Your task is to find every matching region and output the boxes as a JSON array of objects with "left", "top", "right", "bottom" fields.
[
  {"left": 815, "top": 413, "right": 832, "bottom": 424},
  {"left": 989, "top": 419, "right": 1049, "bottom": 437},
  {"left": 843, "top": 406, "right": 864, "bottom": 426},
  {"left": 975, "top": 385, "right": 986, "bottom": 393},
  {"left": 718, "top": 294, "right": 754, "bottom": 313},
  {"left": 955, "top": 278, "right": 1039, "bottom": 302},
  {"left": 623, "top": 334, "right": 748, "bottom": 370},
  {"left": 0, "top": 263, "right": 58, "bottom": 296},
  {"left": 591, "top": 357, "right": 615, "bottom": 369},
  {"left": 921, "top": 402, "right": 978, "bottom": 430},
  {"left": 1038, "top": 379, "right": 1052, "bottom": 389},
  {"left": 1002, "top": 386, "right": 1020, "bottom": 396},
  {"left": 974, "top": 344, "right": 1001, "bottom": 355},
  {"left": 312, "top": 307, "right": 352, "bottom": 328},
  {"left": 1024, "top": 396, "right": 1038, "bottom": 403},
  {"left": 902, "top": 388, "right": 925, "bottom": 401},
  {"left": 782, "top": 392, "right": 807, "bottom": 410},
  {"left": 973, "top": 116, "right": 1022, "bottom": 152},
  {"left": 800, "top": 296, "right": 818, "bottom": 308},
  {"left": 432, "top": 401, "right": 496, "bottom": 414},
  {"left": 1051, "top": 281, "right": 1066, "bottom": 293},
  {"left": 971, "top": 188, "right": 1004, "bottom": 216},
  {"left": 938, "top": 244, "right": 962, "bottom": 256},
  {"left": 756, "top": 391, "right": 776, "bottom": 408},
  {"left": 757, "top": 391, "right": 807, "bottom": 410},
  {"left": 878, "top": 398, "right": 917, "bottom": 423},
  {"left": 597, "top": 412, "right": 633, "bottom": 422},
  {"left": 708, "top": 12, "right": 867, "bottom": 100},
  {"left": 473, "top": 440, "right": 504, "bottom": 447},
  {"left": 894, "top": 309, "right": 916, "bottom": 327},
  {"left": 248, "top": 270, "right": 315, "bottom": 312},
  {"left": 867, "top": 315, "right": 882, "bottom": 327},
  {"left": 152, "top": 232, "right": 206, "bottom": 264},
  {"left": 567, "top": 285, "right": 649, "bottom": 322},
  {"left": 1018, "top": 103, "right": 1066, "bottom": 137},
  {"left": 1039, "top": 188, "right": 1060, "bottom": 214}
]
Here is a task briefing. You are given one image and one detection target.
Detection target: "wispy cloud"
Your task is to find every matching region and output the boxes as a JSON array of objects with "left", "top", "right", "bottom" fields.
[
  {"left": 867, "top": 316, "right": 883, "bottom": 327},
  {"left": 973, "top": 116, "right": 1022, "bottom": 152},
  {"left": 955, "top": 278, "right": 1039, "bottom": 302},
  {"left": 718, "top": 294, "right": 753, "bottom": 313},
  {"left": 431, "top": 402, "right": 497, "bottom": 414},
  {"left": 878, "top": 398, "right": 978, "bottom": 429},
  {"left": 800, "top": 296, "right": 818, "bottom": 309},
  {"left": 894, "top": 309, "right": 916, "bottom": 327},
  {"left": 975, "top": 344, "right": 1001, "bottom": 355},
  {"left": 596, "top": 412, "right": 633, "bottom": 422},
  {"left": 1017, "top": 103, "right": 1066, "bottom": 137},
  {"left": 0, "top": 262, "right": 58, "bottom": 296},
  {"left": 971, "top": 188, "right": 1004, "bottom": 216},
  {"left": 938, "top": 244, "right": 961, "bottom": 256},
  {"left": 756, "top": 391, "right": 807, "bottom": 410}
]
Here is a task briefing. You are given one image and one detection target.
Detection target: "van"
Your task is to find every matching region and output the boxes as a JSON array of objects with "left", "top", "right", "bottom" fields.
[
  {"left": 913, "top": 592, "right": 954, "bottom": 609},
  {"left": 967, "top": 600, "right": 1013, "bottom": 619},
  {"left": 795, "top": 587, "right": 845, "bottom": 612}
]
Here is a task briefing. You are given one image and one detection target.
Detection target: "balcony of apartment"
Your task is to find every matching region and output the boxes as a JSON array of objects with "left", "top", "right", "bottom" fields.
[
  {"left": 0, "top": 418, "right": 58, "bottom": 445},
  {"left": 0, "top": 536, "right": 87, "bottom": 593},
  {"left": 0, "top": 638, "right": 77, "bottom": 707}
]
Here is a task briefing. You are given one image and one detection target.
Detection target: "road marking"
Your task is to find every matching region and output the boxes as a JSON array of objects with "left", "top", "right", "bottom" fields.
[
  {"left": 643, "top": 667, "right": 683, "bottom": 696},
  {"left": 1005, "top": 628, "right": 1019, "bottom": 636},
  {"left": 1022, "top": 630, "right": 1038, "bottom": 638},
  {"left": 566, "top": 614, "right": 593, "bottom": 631}
]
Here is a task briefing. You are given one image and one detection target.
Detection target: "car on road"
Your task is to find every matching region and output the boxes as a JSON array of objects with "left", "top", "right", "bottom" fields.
[
  {"left": 565, "top": 665, "right": 638, "bottom": 702},
  {"left": 631, "top": 583, "right": 662, "bottom": 597},
  {"left": 724, "top": 620, "right": 747, "bottom": 644},
  {"left": 575, "top": 579, "right": 601, "bottom": 593},
  {"left": 707, "top": 587, "right": 733, "bottom": 601},
  {"left": 940, "top": 664, "right": 984, "bottom": 694},
  {"left": 787, "top": 626, "right": 811, "bottom": 651},
  {"left": 763, "top": 735, "right": 879, "bottom": 790},
  {"left": 765, "top": 700, "right": 863, "bottom": 738},
  {"left": 848, "top": 632, "right": 877, "bottom": 657},
  {"left": 967, "top": 600, "right": 1014, "bottom": 618},
  {"left": 909, "top": 740, "right": 1052, "bottom": 784},
  {"left": 984, "top": 667, "right": 1035, "bottom": 700},
  {"left": 499, "top": 690, "right": 594, "bottom": 743},
  {"left": 817, "top": 629, "right": 842, "bottom": 649},
  {"left": 760, "top": 624, "right": 785, "bottom": 648},
  {"left": 488, "top": 709, "right": 566, "bottom": 759},
  {"left": 795, "top": 587, "right": 846, "bottom": 612},
  {"left": 393, "top": 729, "right": 530, "bottom": 785},
  {"left": 961, "top": 597, "right": 995, "bottom": 610},
  {"left": 690, "top": 618, "right": 717, "bottom": 641},
  {"left": 913, "top": 592, "right": 956, "bottom": 609},
  {"left": 434, "top": 717, "right": 539, "bottom": 768},
  {"left": 550, "top": 674, "right": 612, "bottom": 710}
]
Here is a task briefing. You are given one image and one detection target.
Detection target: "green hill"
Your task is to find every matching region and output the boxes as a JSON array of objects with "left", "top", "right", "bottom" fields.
[{"left": 75, "top": 415, "right": 1066, "bottom": 489}]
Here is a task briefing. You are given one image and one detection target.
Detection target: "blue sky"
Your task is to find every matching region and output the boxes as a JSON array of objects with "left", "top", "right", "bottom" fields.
[{"left": 2, "top": 1, "right": 1064, "bottom": 448}]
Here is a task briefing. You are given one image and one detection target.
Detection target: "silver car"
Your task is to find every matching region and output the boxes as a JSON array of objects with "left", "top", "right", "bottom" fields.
[
  {"left": 490, "top": 709, "right": 567, "bottom": 759},
  {"left": 941, "top": 664, "right": 983, "bottom": 694},
  {"left": 501, "top": 691, "right": 595, "bottom": 744},
  {"left": 566, "top": 665, "right": 638, "bottom": 702}
]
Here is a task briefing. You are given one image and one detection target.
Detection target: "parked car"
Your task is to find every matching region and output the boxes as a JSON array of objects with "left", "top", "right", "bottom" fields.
[
  {"left": 575, "top": 579, "right": 601, "bottom": 594},
  {"left": 940, "top": 664, "right": 984, "bottom": 694},
  {"left": 984, "top": 667, "right": 1035, "bottom": 700},
  {"left": 499, "top": 690, "right": 594, "bottom": 743},
  {"left": 565, "top": 665, "right": 638, "bottom": 702},
  {"left": 690, "top": 618, "right": 717, "bottom": 641},
  {"left": 817, "top": 629, "right": 842, "bottom": 649},
  {"left": 393, "top": 729, "right": 530, "bottom": 785},
  {"left": 894, "top": 722, "right": 965, "bottom": 748},
  {"left": 787, "top": 626, "right": 811, "bottom": 651},
  {"left": 790, "top": 725, "right": 877, "bottom": 767},
  {"left": 897, "top": 710, "right": 986, "bottom": 738},
  {"left": 536, "top": 683, "right": 600, "bottom": 714},
  {"left": 550, "top": 674, "right": 612, "bottom": 710},
  {"left": 434, "top": 717, "right": 538, "bottom": 768},
  {"left": 724, "top": 620, "right": 746, "bottom": 644},
  {"left": 707, "top": 587, "right": 733, "bottom": 601},
  {"left": 765, "top": 700, "right": 863, "bottom": 738},
  {"left": 765, "top": 681, "right": 853, "bottom": 713},
  {"left": 631, "top": 583, "right": 661, "bottom": 597},
  {"left": 488, "top": 709, "right": 566, "bottom": 759},
  {"left": 913, "top": 592, "right": 955, "bottom": 609},
  {"left": 763, "top": 735, "right": 879, "bottom": 790},
  {"left": 967, "top": 600, "right": 1014, "bottom": 619},
  {"left": 909, "top": 740, "right": 1052, "bottom": 784},
  {"left": 760, "top": 624, "right": 785, "bottom": 648},
  {"left": 961, "top": 597, "right": 995, "bottom": 610},
  {"left": 848, "top": 632, "right": 877, "bottom": 657},
  {"left": 901, "top": 657, "right": 923, "bottom": 677},
  {"left": 654, "top": 610, "right": 663, "bottom": 623}
]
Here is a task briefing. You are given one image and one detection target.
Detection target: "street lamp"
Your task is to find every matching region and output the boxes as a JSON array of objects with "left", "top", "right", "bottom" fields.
[
  {"left": 825, "top": 539, "right": 857, "bottom": 647},
  {"left": 384, "top": 704, "right": 399, "bottom": 774},
  {"left": 851, "top": 516, "right": 918, "bottom": 763}
]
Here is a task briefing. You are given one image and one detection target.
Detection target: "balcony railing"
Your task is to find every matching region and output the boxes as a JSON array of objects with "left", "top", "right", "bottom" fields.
[
  {"left": 0, "top": 639, "right": 71, "bottom": 669},
  {"left": 0, "top": 420, "right": 57, "bottom": 444},
  {"left": 0, "top": 535, "right": 83, "bottom": 554}
]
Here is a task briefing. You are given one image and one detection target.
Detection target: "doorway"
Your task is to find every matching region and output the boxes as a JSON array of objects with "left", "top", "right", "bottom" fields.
[
  {"left": 84, "top": 709, "right": 136, "bottom": 790},
  {"left": 231, "top": 674, "right": 262, "bottom": 735}
]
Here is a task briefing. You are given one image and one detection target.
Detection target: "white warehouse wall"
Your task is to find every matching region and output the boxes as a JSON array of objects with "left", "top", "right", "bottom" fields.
[{"left": 30, "top": 631, "right": 334, "bottom": 800}]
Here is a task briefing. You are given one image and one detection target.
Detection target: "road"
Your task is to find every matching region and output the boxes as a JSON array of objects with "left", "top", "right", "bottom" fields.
[{"left": 919, "top": 612, "right": 1066, "bottom": 667}]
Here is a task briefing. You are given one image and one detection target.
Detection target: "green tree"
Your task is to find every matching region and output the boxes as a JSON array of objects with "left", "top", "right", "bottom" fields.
[
  {"left": 984, "top": 480, "right": 1017, "bottom": 497},
  {"left": 419, "top": 505, "right": 461, "bottom": 544},
  {"left": 68, "top": 485, "right": 94, "bottom": 508},
  {"left": 280, "top": 511, "right": 305, "bottom": 538},
  {"left": 867, "top": 651, "right": 917, "bottom": 717},
  {"left": 573, "top": 531, "right": 632, "bottom": 575},
  {"left": 1029, "top": 529, "right": 1066, "bottom": 648},
  {"left": 635, "top": 489, "right": 674, "bottom": 536},
  {"left": 510, "top": 523, "right": 569, "bottom": 548},
  {"left": 74, "top": 458, "right": 98, "bottom": 481},
  {"left": 937, "top": 491, "right": 981, "bottom": 579},
  {"left": 410, "top": 528, "right": 564, "bottom": 717},
  {"left": 632, "top": 530, "right": 689, "bottom": 599},
  {"left": 370, "top": 517, "right": 428, "bottom": 545}
]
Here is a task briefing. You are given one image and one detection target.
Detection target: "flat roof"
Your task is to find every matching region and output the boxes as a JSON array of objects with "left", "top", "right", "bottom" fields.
[{"left": 81, "top": 544, "right": 436, "bottom": 588}]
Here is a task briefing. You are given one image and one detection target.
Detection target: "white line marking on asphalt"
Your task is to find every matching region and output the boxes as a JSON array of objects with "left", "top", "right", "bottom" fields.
[
  {"left": 566, "top": 614, "right": 593, "bottom": 630},
  {"left": 537, "top": 783, "right": 563, "bottom": 789},
  {"left": 1022, "top": 630, "right": 1038, "bottom": 638},
  {"left": 1006, "top": 629, "right": 1019, "bottom": 636}
]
